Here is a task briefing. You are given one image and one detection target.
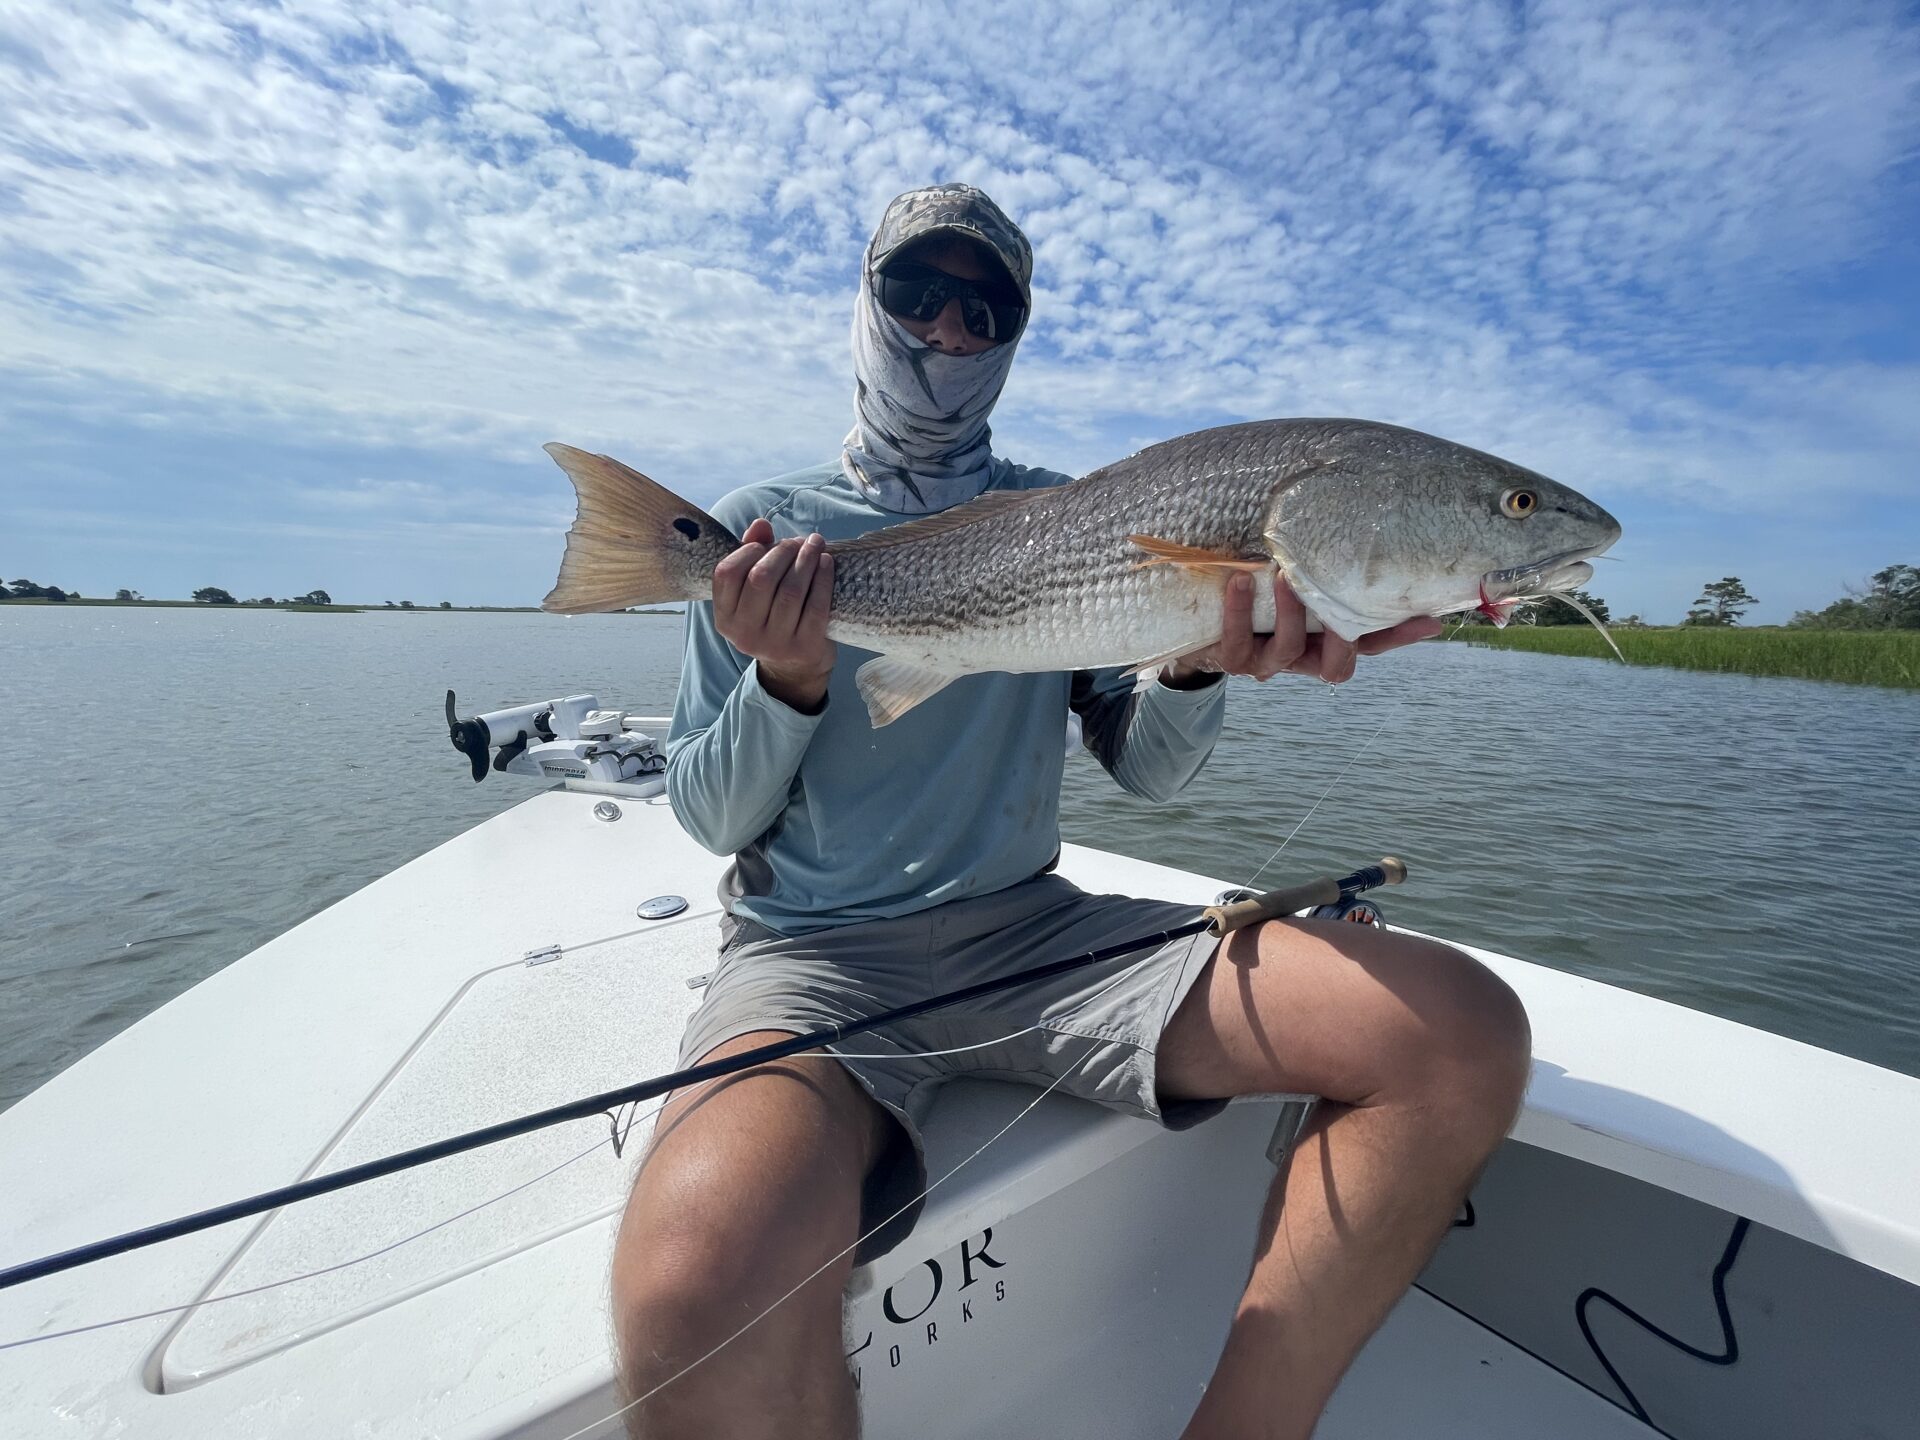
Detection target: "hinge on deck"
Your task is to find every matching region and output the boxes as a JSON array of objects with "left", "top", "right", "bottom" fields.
[{"left": 524, "top": 944, "right": 563, "bottom": 967}]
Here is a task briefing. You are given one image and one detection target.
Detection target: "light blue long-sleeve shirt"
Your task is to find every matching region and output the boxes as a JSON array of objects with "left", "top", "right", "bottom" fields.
[{"left": 667, "top": 459, "right": 1226, "bottom": 936}]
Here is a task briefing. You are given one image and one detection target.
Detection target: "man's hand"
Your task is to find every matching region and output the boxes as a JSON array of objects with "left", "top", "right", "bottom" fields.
[
  {"left": 713, "top": 518, "right": 836, "bottom": 713},
  {"left": 1161, "top": 572, "right": 1442, "bottom": 687}
]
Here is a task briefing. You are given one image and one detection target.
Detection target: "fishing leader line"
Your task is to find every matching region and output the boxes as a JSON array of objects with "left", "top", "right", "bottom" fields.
[
  {"left": 0, "top": 1112, "right": 647, "bottom": 1354},
  {"left": 1237, "top": 712, "right": 1390, "bottom": 896}
]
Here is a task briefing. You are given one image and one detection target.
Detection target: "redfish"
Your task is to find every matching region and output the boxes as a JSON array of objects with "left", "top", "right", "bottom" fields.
[{"left": 542, "top": 418, "right": 1621, "bottom": 726}]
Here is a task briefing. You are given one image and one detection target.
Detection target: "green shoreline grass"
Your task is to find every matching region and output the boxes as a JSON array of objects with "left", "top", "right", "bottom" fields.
[{"left": 1442, "top": 625, "right": 1920, "bottom": 690}]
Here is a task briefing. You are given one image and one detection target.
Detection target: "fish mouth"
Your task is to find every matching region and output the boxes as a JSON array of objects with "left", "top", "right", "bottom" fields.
[
  {"left": 1474, "top": 544, "right": 1608, "bottom": 627},
  {"left": 1481, "top": 545, "right": 1606, "bottom": 604}
]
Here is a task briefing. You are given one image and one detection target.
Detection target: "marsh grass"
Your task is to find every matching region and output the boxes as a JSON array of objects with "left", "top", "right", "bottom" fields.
[{"left": 1442, "top": 625, "right": 1920, "bottom": 690}]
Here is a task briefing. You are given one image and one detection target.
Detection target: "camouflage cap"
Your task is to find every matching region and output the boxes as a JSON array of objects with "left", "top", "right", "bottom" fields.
[{"left": 866, "top": 183, "right": 1033, "bottom": 301}]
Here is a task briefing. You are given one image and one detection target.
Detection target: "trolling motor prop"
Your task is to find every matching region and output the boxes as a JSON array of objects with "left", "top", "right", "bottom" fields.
[
  {"left": 0, "top": 857, "right": 1406, "bottom": 1293},
  {"left": 444, "top": 689, "right": 665, "bottom": 786}
]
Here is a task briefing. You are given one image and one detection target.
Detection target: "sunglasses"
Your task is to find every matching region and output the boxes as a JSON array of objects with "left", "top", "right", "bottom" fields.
[{"left": 874, "top": 260, "right": 1027, "bottom": 343}]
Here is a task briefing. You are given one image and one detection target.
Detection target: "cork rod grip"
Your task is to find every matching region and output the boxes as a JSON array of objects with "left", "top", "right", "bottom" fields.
[
  {"left": 1203, "top": 878, "right": 1342, "bottom": 934},
  {"left": 1201, "top": 857, "right": 1408, "bottom": 936}
]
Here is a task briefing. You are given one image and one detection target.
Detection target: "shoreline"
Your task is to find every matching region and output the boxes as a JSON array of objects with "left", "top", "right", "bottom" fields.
[{"left": 1441, "top": 625, "right": 1918, "bottom": 691}]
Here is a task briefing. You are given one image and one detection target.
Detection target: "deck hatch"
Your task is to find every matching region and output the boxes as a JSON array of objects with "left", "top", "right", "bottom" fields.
[{"left": 155, "top": 924, "right": 711, "bottom": 1387}]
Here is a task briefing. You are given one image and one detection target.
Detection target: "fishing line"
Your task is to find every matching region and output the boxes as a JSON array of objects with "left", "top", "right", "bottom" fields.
[
  {"left": 0, "top": 1108, "right": 659, "bottom": 1353},
  {"left": 0, "top": 970, "right": 1163, "bottom": 1353},
  {"left": 561, "top": 1057, "right": 1086, "bottom": 1440},
  {"left": 1237, "top": 713, "right": 1390, "bottom": 896}
]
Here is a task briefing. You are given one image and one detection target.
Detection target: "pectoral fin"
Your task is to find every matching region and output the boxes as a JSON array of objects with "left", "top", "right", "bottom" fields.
[
  {"left": 1126, "top": 536, "right": 1270, "bottom": 573},
  {"left": 855, "top": 656, "right": 962, "bottom": 728}
]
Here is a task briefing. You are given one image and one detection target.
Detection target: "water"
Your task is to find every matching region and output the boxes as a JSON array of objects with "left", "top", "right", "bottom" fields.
[{"left": 3, "top": 605, "right": 1918, "bottom": 1111}]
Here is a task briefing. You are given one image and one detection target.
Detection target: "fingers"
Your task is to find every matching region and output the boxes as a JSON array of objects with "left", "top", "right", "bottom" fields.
[
  {"left": 1238, "top": 573, "right": 1307, "bottom": 680},
  {"left": 1315, "top": 628, "right": 1357, "bottom": 684},
  {"left": 799, "top": 549, "right": 834, "bottom": 646},
  {"left": 713, "top": 519, "right": 797, "bottom": 630},
  {"left": 1264, "top": 575, "right": 1308, "bottom": 671},
  {"left": 1207, "top": 572, "right": 1433, "bottom": 686},
  {"left": 1212, "top": 574, "right": 1256, "bottom": 673},
  {"left": 711, "top": 537, "right": 768, "bottom": 626},
  {"left": 731, "top": 536, "right": 801, "bottom": 633},
  {"left": 766, "top": 533, "right": 825, "bottom": 637},
  {"left": 1355, "top": 615, "right": 1445, "bottom": 655},
  {"left": 711, "top": 520, "right": 838, "bottom": 686},
  {"left": 1293, "top": 614, "right": 1435, "bottom": 681}
]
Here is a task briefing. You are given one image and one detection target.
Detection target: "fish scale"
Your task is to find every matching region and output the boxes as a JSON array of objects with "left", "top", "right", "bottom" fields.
[
  {"left": 824, "top": 425, "right": 1292, "bottom": 666},
  {"left": 826, "top": 485, "right": 1270, "bottom": 671}
]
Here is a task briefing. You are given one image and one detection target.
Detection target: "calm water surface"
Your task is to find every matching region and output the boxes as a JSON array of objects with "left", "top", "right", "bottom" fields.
[{"left": 3, "top": 605, "right": 1917, "bottom": 1110}]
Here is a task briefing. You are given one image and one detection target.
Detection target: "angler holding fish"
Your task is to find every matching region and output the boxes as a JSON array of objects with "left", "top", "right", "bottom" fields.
[{"left": 549, "top": 185, "right": 1619, "bottom": 1438}]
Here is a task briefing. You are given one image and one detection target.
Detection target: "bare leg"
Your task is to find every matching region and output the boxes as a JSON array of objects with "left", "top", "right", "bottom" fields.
[
  {"left": 610, "top": 1031, "right": 893, "bottom": 1440},
  {"left": 1157, "top": 920, "right": 1532, "bottom": 1440}
]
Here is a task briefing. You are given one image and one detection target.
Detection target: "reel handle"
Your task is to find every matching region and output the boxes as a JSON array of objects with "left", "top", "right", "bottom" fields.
[{"left": 1204, "top": 856, "right": 1406, "bottom": 935}]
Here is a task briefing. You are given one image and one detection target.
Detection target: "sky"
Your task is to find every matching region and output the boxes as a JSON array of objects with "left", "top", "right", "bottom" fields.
[{"left": 2, "top": 0, "right": 1917, "bottom": 623}]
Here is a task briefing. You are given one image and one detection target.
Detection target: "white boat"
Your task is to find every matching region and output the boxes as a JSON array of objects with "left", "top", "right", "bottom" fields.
[{"left": 2, "top": 699, "right": 1917, "bottom": 1439}]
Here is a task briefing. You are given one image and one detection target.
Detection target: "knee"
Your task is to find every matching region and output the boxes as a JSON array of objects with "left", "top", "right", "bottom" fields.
[
  {"left": 612, "top": 1232, "right": 747, "bottom": 1440},
  {"left": 610, "top": 1139, "right": 858, "bottom": 1397},
  {"left": 1401, "top": 941, "right": 1532, "bottom": 1134},
  {"left": 613, "top": 1176, "right": 768, "bottom": 1372}
]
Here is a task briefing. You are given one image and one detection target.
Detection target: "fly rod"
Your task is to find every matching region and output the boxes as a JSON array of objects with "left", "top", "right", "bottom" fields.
[{"left": 0, "top": 858, "right": 1404, "bottom": 1292}]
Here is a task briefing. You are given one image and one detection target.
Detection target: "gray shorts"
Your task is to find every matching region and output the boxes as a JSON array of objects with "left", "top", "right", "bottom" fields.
[{"left": 676, "top": 874, "right": 1226, "bottom": 1262}]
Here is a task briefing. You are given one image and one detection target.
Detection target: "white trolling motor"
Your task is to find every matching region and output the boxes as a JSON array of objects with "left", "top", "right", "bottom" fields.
[{"left": 444, "top": 690, "right": 667, "bottom": 787}]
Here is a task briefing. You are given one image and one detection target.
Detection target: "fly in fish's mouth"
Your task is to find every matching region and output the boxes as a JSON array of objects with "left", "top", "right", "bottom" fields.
[
  {"left": 1473, "top": 540, "right": 1624, "bottom": 660},
  {"left": 1480, "top": 544, "right": 1610, "bottom": 602}
]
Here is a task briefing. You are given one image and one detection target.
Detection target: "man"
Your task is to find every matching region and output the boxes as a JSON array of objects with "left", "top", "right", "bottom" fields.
[{"left": 612, "top": 184, "right": 1530, "bottom": 1439}]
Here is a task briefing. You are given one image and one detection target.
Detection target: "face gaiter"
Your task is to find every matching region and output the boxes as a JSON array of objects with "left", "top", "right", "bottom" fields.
[{"left": 841, "top": 184, "right": 1034, "bottom": 514}]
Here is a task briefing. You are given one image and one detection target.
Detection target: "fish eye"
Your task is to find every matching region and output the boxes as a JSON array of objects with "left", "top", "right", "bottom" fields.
[{"left": 1500, "top": 488, "right": 1538, "bottom": 519}]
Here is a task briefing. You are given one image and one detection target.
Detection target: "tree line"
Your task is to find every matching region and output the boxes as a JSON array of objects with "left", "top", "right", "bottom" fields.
[
  {"left": 1787, "top": 565, "right": 1919, "bottom": 630},
  {"left": 184, "top": 588, "right": 345, "bottom": 606},
  {"left": 2, "top": 577, "right": 93, "bottom": 601},
  {"left": 1, "top": 580, "right": 342, "bottom": 606},
  {"left": 4, "top": 582, "right": 458, "bottom": 610}
]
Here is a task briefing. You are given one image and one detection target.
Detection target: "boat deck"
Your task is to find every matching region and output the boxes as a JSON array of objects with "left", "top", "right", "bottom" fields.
[{"left": 1325, "top": 1289, "right": 1650, "bottom": 1439}]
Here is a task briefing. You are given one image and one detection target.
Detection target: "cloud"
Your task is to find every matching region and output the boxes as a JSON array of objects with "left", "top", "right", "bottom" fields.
[
  {"left": 2, "top": 0, "right": 1917, "bottom": 617},
  {"left": 296, "top": 476, "right": 464, "bottom": 512}
]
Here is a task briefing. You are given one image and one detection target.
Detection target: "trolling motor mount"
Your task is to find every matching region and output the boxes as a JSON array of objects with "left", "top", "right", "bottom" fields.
[
  {"left": 445, "top": 692, "right": 496, "bottom": 782},
  {"left": 443, "top": 689, "right": 664, "bottom": 787}
]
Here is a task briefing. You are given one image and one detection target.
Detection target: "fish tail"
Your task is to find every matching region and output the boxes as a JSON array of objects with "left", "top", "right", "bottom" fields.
[{"left": 540, "top": 444, "right": 738, "bottom": 613}]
